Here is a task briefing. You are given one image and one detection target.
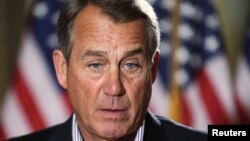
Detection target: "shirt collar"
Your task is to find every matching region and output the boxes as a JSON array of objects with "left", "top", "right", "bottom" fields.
[{"left": 72, "top": 114, "right": 145, "bottom": 141}]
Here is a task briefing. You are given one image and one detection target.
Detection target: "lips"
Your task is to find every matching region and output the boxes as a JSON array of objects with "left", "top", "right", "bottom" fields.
[{"left": 98, "top": 109, "right": 128, "bottom": 120}]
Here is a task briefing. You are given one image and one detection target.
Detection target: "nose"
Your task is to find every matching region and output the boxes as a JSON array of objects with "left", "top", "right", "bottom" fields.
[{"left": 103, "top": 69, "right": 125, "bottom": 96}]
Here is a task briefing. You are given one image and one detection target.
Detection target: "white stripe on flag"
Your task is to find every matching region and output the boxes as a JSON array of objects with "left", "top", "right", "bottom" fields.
[
  {"left": 236, "top": 58, "right": 250, "bottom": 117},
  {"left": 151, "top": 74, "right": 169, "bottom": 117},
  {"left": 185, "top": 82, "right": 210, "bottom": 132},
  {"left": 2, "top": 89, "right": 31, "bottom": 138},
  {"left": 204, "top": 55, "right": 237, "bottom": 122}
]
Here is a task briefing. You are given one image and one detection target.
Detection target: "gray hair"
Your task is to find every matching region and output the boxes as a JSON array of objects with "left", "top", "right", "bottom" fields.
[{"left": 57, "top": 0, "right": 160, "bottom": 62}]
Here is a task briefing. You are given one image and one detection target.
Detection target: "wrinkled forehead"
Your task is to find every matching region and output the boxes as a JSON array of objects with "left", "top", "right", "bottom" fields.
[{"left": 71, "top": 4, "right": 149, "bottom": 56}]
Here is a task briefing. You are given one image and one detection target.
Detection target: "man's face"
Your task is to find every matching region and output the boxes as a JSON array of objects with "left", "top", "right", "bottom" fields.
[{"left": 54, "top": 5, "right": 158, "bottom": 140}]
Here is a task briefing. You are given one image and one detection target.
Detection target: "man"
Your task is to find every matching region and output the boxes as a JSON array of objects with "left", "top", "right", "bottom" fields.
[{"left": 7, "top": 0, "right": 207, "bottom": 140}]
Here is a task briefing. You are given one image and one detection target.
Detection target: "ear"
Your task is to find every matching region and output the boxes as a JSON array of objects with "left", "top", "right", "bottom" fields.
[
  {"left": 151, "top": 51, "right": 160, "bottom": 83},
  {"left": 53, "top": 49, "right": 68, "bottom": 89}
]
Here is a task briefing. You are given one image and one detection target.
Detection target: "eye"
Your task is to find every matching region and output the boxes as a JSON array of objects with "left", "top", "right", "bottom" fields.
[
  {"left": 88, "top": 63, "right": 104, "bottom": 72},
  {"left": 124, "top": 63, "right": 140, "bottom": 71}
]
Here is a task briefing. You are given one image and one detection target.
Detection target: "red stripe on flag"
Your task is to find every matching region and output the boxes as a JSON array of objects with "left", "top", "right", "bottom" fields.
[
  {"left": 197, "top": 69, "right": 231, "bottom": 124},
  {"left": 0, "top": 123, "right": 6, "bottom": 141},
  {"left": 13, "top": 69, "right": 46, "bottom": 130},
  {"left": 234, "top": 93, "right": 250, "bottom": 123},
  {"left": 181, "top": 95, "right": 192, "bottom": 126}
]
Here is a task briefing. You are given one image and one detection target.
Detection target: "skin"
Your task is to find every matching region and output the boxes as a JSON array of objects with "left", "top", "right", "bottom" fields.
[{"left": 53, "top": 4, "right": 159, "bottom": 141}]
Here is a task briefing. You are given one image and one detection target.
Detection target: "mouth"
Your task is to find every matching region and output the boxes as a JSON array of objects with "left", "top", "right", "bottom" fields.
[{"left": 98, "top": 109, "right": 127, "bottom": 120}]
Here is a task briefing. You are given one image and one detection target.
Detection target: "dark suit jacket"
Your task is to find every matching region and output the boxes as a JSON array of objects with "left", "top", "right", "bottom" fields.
[{"left": 6, "top": 112, "right": 207, "bottom": 141}]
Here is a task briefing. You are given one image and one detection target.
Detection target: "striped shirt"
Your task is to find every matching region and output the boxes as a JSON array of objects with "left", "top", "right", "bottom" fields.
[{"left": 72, "top": 114, "right": 145, "bottom": 141}]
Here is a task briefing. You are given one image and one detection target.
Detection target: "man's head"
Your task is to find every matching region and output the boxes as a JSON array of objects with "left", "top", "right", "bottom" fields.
[
  {"left": 53, "top": 0, "right": 160, "bottom": 140},
  {"left": 57, "top": 0, "right": 160, "bottom": 62}
]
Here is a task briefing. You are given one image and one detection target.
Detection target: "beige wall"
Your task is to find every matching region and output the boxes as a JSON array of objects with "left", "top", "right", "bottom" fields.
[
  {"left": 214, "top": 0, "right": 250, "bottom": 74},
  {"left": 0, "top": 0, "right": 7, "bottom": 105},
  {"left": 0, "top": 0, "right": 249, "bottom": 105},
  {"left": 0, "top": 0, "right": 33, "bottom": 106}
]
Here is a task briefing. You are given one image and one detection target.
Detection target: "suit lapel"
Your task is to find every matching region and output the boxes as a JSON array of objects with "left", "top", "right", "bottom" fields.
[
  {"left": 48, "top": 116, "right": 73, "bottom": 141},
  {"left": 143, "top": 111, "right": 168, "bottom": 141}
]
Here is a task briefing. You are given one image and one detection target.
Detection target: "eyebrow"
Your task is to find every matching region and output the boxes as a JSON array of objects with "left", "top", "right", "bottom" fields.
[
  {"left": 81, "top": 50, "right": 107, "bottom": 59},
  {"left": 81, "top": 47, "right": 145, "bottom": 59},
  {"left": 124, "top": 47, "right": 145, "bottom": 58}
]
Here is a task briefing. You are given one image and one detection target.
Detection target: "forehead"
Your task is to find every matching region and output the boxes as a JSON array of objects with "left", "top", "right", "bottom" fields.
[{"left": 72, "top": 4, "right": 147, "bottom": 46}]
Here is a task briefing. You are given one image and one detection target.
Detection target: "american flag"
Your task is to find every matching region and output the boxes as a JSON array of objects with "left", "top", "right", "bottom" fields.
[
  {"left": 0, "top": 0, "right": 72, "bottom": 140},
  {"left": 149, "top": 0, "right": 239, "bottom": 131},
  {"left": 0, "top": 0, "right": 246, "bottom": 140},
  {"left": 149, "top": 0, "right": 172, "bottom": 118},
  {"left": 235, "top": 20, "right": 250, "bottom": 123}
]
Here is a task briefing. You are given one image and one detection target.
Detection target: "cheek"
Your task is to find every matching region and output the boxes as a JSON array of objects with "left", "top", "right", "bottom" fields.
[
  {"left": 67, "top": 71, "right": 87, "bottom": 111},
  {"left": 66, "top": 66, "right": 101, "bottom": 114},
  {"left": 125, "top": 73, "right": 152, "bottom": 111}
]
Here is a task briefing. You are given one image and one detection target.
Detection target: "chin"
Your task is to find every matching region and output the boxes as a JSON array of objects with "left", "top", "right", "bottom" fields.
[{"left": 96, "top": 122, "right": 132, "bottom": 140}]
